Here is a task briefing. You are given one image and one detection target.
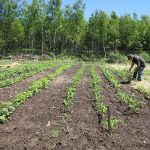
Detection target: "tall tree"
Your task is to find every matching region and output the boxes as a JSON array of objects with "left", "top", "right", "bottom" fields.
[
  {"left": 98, "top": 11, "right": 109, "bottom": 56},
  {"left": 1, "top": 0, "right": 19, "bottom": 53},
  {"left": 109, "top": 11, "right": 120, "bottom": 51},
  {"left": 47, "top": 0, "right": 62, "bottom": 50},
  {"left": 24, "top": 0, "right": 40, "bottom": 50},
  {"left": 119, "top": 14, "right": 133, "bottom": 51},
  {"left": 10, "top": 19, "right": 24, "bottom": 51}
]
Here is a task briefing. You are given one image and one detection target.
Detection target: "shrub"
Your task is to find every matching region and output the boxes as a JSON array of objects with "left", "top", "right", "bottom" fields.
[
  {"left": 46, "top": 52, "right": 56, "bottom": 59},
  {"left": 138, "top": 51, "right": 150, "bottom": 63},
  {"left": 107, "top": 51, "right": 126, "bottom": 63}
]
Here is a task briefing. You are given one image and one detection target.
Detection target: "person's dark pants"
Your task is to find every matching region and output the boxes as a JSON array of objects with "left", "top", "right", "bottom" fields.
[{"left": 133, "top": 66, "right": 145, "bottom": 81}]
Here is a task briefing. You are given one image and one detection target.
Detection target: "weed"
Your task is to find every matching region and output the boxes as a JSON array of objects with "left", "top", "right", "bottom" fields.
[{"left": 48, "top": 129, "right": 59, "bottom": 139}]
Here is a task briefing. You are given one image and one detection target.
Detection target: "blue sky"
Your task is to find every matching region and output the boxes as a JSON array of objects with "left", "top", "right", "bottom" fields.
[{"left": 27, "top": 0, "right": 150, "bottom": 20}]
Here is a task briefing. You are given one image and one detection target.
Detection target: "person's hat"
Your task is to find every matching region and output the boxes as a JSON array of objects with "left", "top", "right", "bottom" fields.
[{"left": 127, "top": 54, "right": 133, "bottom": 59}]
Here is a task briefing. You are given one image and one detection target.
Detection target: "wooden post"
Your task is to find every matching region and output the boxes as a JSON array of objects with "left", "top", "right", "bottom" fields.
[
  {"left": 23, "top": 144, "right": 29, "bottom": 150},
  {"left": 148, "top": 99, "right": 150, "bottom": 107},
  {"left": 107, "top": 106, "right": 111, "bottom": 133}
]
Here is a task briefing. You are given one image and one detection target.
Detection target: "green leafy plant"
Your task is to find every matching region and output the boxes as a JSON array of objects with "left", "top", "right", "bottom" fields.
[
  {"left": 0, "top": 64, "right": 73, "bottom": 122},
  {"left": 0, "top": 62, "right": 58, "bottom": 88},
  {"left": 48, "top": 129, "right": 59, "bottom": 139},
  {"left": 117, "top": 90, "right": 141, "bottom": 110},
  {"left": 101, "top": 66, "right": 141, "bottom": 110},
  {"left": 63, "top": 64, "right": 86, "bottom": 111},
  {"left": 109, "top": 117, "right": 119, "bottom": 129},
  {"left": 90, "top": 65, "right": 108, "bottom": 118},
  {"left": 98, "top": 103, "right": 107, "bottom": 115}
]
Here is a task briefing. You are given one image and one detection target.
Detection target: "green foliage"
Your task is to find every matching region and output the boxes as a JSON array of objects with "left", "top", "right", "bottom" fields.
[
  {"left": 0, "top": 0, "right": 150, "bottom": 56},
  {"left": 101, "top": 67, "right": 120, "bottom": 88},
  {"left": 90, "top": 65, "right": 119, "bottom": 130},
  {"left": 101, "top": 66, "right": 141, "bottom": 110},
  {"left": 46, "top": 52, "right": 56, "bottom": 59},
  {"left": 109, "top": 117, "right": 119, "bottom": 129},
  {"left": 138, "top": 51, "right": 150, "bottom": 62},
  {"left": 97, "top": 103, "right": 107, "bottom": 115},
  {"left": 112, "top": 68, "right": 132, "bottom": 82},
  {"left": 107, "top": 51, "right": 126, "bottom": 63},
  {"left": 48, "top": 129, "right": 59, "bottom": 139},
  {"left": 90, "top": 65, "right": 107, "bottom": 117},
  {"left": 0, "top": 62, "right": 57, "bottom": 88},
  {"left": 117, "top": 90, "right": 141, "bottom": 110},
  {"left": 63, "top": 63, "right": 86, "bottom": 111},
  {"left": 0, "top": 63, "right": 73, "bottom": 122},
  {"left": 10, "top": 19, "right": 25, "bottom": 49}
]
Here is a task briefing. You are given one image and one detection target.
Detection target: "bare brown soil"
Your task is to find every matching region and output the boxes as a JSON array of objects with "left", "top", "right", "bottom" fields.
[
  {"left": 99, "top": 68, "right": 150, "bottom": 150},
  {"left": 0, "top": 65, "right": 149, "bottom": 150},
  {"left": 51, "top": 69, "right": 107, "bottom": 150},
  {"left": 0, "top": 65, "right": 80, "bottom": 150}
]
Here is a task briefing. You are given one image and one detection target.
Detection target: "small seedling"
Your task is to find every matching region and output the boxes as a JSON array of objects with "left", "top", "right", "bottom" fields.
[
  {"left": 109, "top": 117, "right": 119, "bottom": 129},
  {"left": 49, "top": 129, "right": 59, "bottom": 139}
]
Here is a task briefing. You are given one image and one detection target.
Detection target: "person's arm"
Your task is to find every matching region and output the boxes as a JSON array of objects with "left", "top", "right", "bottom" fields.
[{"left": 129, "top": 62, "right": 134, "bottom": 71}]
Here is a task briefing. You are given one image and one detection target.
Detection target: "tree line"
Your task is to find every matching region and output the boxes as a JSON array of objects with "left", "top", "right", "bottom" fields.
[{"left": 0, "top": 0, "right": 150, "bottom": 56}]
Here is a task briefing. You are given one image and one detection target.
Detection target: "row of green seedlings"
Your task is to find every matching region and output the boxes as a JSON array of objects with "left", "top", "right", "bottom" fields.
[
  {"left": 101, "top": 67, "right": 141, "bottom": 111},
  {"left": 112, "top": 67, "right": 150, "bottom": 100},
  {"left": 90, "top": 65, "right": 118, "bottom": 131},
  {"left": 0, "top": 62, "right": 45, "bottom": 80},
  {"left": 0, "top": 62, "right": 58, "bottom": 88},
  {"left": 0, "top": 64, "right": 73, "bottom": 122},
  {"left": 109, "top": 67, "right": 132, "bottom": 82},
  {"left": 63, "top": 64, "right": 86, "bottom": 111}
]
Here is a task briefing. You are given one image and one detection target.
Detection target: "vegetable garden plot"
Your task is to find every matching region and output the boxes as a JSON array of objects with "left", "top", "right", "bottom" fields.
[
  {"left": 0, "top": 63, "right": 73, "bottom": 122},
  {"left": 0, "top": 63, "right": 42, "bottom": 80},
  {"left": 0, "top": 63, "right": 59, "bottom": 102},
  {"left": 51, "top": 67, "right": 108, "bottom": 150},
  {"left": 101, "top": 67, "right": 142, "bottom": 111},
  {"left": 0, "top": 62, "right": 59, "bottom": 88},
  {"left": 0, "top": 64, "right": 80, "bottom": 150},
  {"left": 0, "top": 63, "right": 150, "bottom": 150},
  {"left": 115, "top": 67, "right": 149, "bottom": 103},
  {"left": 97, "top": 67, "right": 150, "bottom": 150},
  {"left": 90, "top": 65, "right": 118, "bottom": 131},
  {"left": 105, "top": 63, "right": 150, "bottom": 100}
]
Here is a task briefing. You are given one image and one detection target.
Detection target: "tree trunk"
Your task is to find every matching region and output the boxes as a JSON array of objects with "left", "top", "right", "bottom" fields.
[
  {"left": 61, "top": 39, "right": 64, "bottom": 53},
  {"left": 49, "top": 37, "right": 52, "bottom": 50},
  {"left": 41, "top": 21, "right": 44, "bottom": 55},
  {"left": 53, "top": 29, "right": 56, "bottom": 49},
  {"left": 103, "top": 40, "right": 107, "bottom": 58},
  {"left": 91, "top": 40, "right": 94, "bottom": 55}
]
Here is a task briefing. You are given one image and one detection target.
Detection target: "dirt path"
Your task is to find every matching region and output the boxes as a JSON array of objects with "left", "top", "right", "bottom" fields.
[
  {"left": 99, "top": 68, "right": 150, "bottom": 150},
  {"left": 0, "top": 65, "right": 80, "bottom": 150},
  {"left": 0, "top": 66, "right": 57, "bottom": 102},
  {"left": 52, "top": 68, "right": 108, "bottom": 150}
]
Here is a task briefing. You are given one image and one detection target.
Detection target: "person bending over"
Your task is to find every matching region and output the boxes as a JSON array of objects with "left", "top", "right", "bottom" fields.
[{"left": 127, "top": 54, "right": 146, "bottom": 81}]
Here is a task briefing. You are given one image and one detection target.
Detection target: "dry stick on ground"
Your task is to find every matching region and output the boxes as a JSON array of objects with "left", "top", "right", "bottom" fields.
[{"left": 107, "top": 106, "right": 111, "bottom": 133}]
